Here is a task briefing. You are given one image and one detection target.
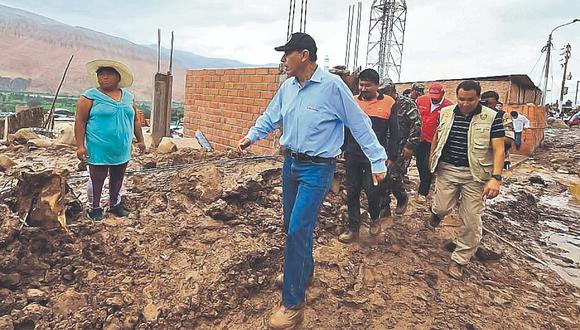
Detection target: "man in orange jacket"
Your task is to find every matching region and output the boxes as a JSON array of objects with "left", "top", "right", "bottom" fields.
[
  {"left": 415, "top": 83, "right": 453, "bottom": 202},
  {"left": 339, "top": 68, "right": 398, "bottom": 243}
]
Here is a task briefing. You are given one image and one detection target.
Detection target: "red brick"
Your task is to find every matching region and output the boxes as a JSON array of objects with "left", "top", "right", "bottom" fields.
[{"left": 263, "top": 75, "right": 279, "bottom": 83}]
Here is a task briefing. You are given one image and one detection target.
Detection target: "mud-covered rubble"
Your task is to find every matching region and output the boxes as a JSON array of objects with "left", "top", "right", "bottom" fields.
[{"left": 0, "top": 128, "right": 579, "bottom": 329}]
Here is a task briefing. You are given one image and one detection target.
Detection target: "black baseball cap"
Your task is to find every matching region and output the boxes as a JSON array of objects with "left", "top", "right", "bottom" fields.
[{"left": 274, "top": 32, "right": 317, "bottom": 54}]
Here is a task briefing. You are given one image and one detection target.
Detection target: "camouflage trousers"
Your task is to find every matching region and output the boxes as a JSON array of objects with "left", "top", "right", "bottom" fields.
[{"left": 384, "top": 155, "right": 410, "bottom": 207}]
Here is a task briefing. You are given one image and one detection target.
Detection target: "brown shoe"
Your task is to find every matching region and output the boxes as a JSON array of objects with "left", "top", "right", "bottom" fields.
[
  {"left": 369, "top": 219, "right": 381, "bottom": 236},
  {"left": 268, "top": 304, "right": 304, "bottom": 329},
  {"left": 426, "top": 212, "right": 442, "bottom": 230},
  {"left": 338, "top": 229, "right": 359, "bottom": 243},
  {"left": 448, "top": 261, "right": 464, "bottom": 280},
  {"left": 415, "top": 194, "right": 427, "bottom": 204}
]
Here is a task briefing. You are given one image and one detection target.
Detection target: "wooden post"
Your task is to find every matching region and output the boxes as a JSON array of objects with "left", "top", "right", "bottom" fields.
[{"left": 151, "top": 73, "right": 173, "bottom": 147}]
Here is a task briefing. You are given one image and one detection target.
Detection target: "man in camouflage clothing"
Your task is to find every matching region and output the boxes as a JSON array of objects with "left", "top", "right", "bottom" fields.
[{"left": 380, "top": 82, "right": 422, "bottom": 215}]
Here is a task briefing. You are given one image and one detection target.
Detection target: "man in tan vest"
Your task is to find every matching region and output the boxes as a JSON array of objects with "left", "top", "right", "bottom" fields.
[{"left": 428, "top": 80, "right": 505, "bottom": 279}]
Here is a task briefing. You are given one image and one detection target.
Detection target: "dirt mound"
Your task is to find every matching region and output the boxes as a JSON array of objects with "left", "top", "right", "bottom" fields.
[{"left": 0, "top": 138, "right": 579, "bottom": 328}]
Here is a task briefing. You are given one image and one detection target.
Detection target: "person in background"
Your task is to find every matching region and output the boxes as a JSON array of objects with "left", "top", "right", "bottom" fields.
[
  {"left": 339, "top": 68, "right": 398, "bottom": 243},
  {"left": 510, "top": 111, "right": 530, "bottom": 151},
  {"left": 75, "top": 59, "right": 145, "bottom": 221},
  {"left": 381, "top": 82, "right": 421, "bottom": 216},
  {"left": 481, "top": 91, "right": 514, "bottom": 169},
  {"left": 415, "top": 83, "right": 454, "bottom": 203},
  {"left": 409, "top": 82, "right": 425, "bottom": 102}
]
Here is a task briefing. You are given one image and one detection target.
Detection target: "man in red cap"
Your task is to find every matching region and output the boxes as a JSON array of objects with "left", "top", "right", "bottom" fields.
[{"left": 415, "top": 83, "right": 453, "bottom": 202}]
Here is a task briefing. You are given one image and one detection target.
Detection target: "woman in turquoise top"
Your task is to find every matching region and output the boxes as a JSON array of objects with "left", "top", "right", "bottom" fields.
[{"left": 74, "top": 60, "right": 145, "bottom": 221}]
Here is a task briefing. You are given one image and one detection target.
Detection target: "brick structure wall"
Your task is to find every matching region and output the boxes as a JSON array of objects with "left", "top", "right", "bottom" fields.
[
  {"left": 395, "top": 80, "right": 512, "bottom": 104},
  {"left": 183, "top": 67, "right": 283, "bottom": 154},
  {"left": 395, "top": 79, "right": 541, "bottom": 105}
]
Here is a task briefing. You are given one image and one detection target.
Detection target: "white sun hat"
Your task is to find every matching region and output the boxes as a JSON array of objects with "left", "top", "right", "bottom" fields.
[{"left": 86, "top": 59, "right": 134, "bottom": 88}]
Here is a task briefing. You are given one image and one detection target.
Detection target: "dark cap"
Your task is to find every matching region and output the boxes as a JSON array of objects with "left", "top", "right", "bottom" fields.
[
  {"left": 412, "top": 82, "right": 425, "bottom": 92},
  {"left": 274, "top": 32, "right": 317, "bottom": 54}
]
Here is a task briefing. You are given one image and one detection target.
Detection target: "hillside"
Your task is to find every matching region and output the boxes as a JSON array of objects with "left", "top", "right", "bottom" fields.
[{"left": 0, "top": 4, "right": 254, "bottom": 100}]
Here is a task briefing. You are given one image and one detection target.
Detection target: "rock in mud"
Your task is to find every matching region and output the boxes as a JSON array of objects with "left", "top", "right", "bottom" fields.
[
  {"left": 0, "top": 315, "right": 14, "bottom": 330},
  {"left": 105, "top": 296, "right": 124, "bottom": 308},
  {"left": 52, "top": 289, "right": 87, "bottom": 316},
  {"left": 21, "top": 303, "right": 51, "bottom": 322},
  {"left": 27, "top": 138, "right": 53, "bottom": 149},
  {"left": 13, "top": 169, "right": 70, "bottom": 228},
  {"left": 0, "top": 273, "right": 21, "bottom": 288},
  {"left": 182, "top": 166, "right": 223, "bottom": 203},
  {"left": 0, "top": 155, "right": 15, "bottom": 171},
  {"left": 528, "top": 175, "right": 546, "bottom": 185},
  {"left": 55, "top": 124, "right": 76, "bottom": 146},
  {"left": 143, "top": 302, "right": 160, "bottom": 322},
  {"left": 157, "top": 139, "right": 177, "bottom": 154},
  {"left": 550, "top": 119, "right": 569, "bottom": 129},
  {"left": 204, "top": 199, "right": 236, "bottom": 221},
  {"left": 25, "top": 289, "right": 47, "bottom": 304},
  {"left": 11, "top": 128, "right": 40, "bottom": 144},
  {"left": 0, "top": 205, "right": 20, "bottom": 247}
]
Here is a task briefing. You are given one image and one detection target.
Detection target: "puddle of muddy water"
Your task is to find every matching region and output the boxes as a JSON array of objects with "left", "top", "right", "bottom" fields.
[
  {"left": 506, "top": 162, "right": 580, "bottom": 288},
  {"left": 542, "top": 231, "right": 580, "bottom": 288}
]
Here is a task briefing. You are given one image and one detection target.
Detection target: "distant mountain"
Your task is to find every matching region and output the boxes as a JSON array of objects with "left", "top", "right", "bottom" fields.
[
  {"left": 0, "top": 4, "right": 258, "bottom": 100},
  {"left": 149, "top": 45, "right": 255, "bottom": 70}
]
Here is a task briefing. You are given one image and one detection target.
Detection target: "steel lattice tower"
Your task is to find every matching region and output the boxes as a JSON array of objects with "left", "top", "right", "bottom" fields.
[{"left": 365, "top": 0, "right": 407, "bottom": 83}]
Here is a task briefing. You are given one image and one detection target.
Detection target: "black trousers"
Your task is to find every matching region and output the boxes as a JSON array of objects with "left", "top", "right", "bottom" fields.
[
  {"left": 345, "top": 159, "right": 383, "bottom": 231},
  {"left": 415, "top": 141, "right": 433, "bottom": 196}
]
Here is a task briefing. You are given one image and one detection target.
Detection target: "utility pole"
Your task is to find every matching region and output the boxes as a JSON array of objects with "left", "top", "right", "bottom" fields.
[
  {"left": 559, "top": 43, "right": 571, "bottom": 114},
  {"left": 575, "top": 80, "right": 579, "bottom": 106},
  {"left": 540, "top": 19, "right": 580, "bottom": 105},
  {"left": 541, "top": 34, "right": 552, "bottom": 105}
]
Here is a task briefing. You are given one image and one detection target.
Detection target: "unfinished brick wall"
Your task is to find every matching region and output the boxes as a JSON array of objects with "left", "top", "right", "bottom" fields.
[
  {"left": 183, "top": 67, "right": 283, "bottom": 154},
  {"left": 395, "top": 79, "right": 542, "bottom": 106},
  {"left": 395, "top": 81, "right": 512, "bottom": 104}
]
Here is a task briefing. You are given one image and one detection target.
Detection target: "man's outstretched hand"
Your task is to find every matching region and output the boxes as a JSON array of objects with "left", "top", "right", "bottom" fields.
[
  {"left": 372, "top": 172, "right": 386, "bottom": 186},
  {"left": 238, "top": 137, "right": 252, "bottom": 152}
]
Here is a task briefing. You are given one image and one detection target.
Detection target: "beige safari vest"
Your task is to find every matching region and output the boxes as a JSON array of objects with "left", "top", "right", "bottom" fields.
[{"left": 430, "top": 105, "right": 497, "bottom": 182}]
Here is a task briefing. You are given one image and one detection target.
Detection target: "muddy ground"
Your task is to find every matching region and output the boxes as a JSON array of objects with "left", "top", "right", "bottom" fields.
[{"left": 0, "top": 128, "right": 579, "bottom": 329}]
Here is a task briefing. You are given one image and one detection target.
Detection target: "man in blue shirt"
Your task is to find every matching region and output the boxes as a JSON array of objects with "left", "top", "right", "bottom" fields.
[{"left": 238, "top": 33, "right": 388, "bottom": 329}]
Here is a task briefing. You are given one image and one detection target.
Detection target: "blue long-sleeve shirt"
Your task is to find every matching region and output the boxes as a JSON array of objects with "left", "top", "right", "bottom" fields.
[{"left": 245, "top": 66, "right": 387, "bottom": 173}]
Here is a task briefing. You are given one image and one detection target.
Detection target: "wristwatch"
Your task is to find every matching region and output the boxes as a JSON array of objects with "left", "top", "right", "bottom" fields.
[{"left": 491, "top": 174, "right": 502, "bottom": 182}]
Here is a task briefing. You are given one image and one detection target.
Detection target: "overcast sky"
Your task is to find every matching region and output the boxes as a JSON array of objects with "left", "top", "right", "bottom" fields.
[{"left": 1, "top": 0, "right": 580, "bottom": 103}]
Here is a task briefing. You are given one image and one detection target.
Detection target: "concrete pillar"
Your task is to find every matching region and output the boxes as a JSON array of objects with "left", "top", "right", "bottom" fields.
[{"left": 151, "top": 73, "right": 173, "bottom": 147}]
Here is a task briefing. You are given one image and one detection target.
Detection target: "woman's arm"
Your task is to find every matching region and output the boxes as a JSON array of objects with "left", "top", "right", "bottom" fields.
[{"left": 74, "top": 96, "right": 92, "bottom": 160}]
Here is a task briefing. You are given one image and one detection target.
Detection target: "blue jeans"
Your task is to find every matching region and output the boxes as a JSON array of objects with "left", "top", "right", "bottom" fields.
[
  {"left": 281, "top": 156, "right": 335, "bottom": 308},
  {"left": 514, "top": 132, "right": 522, "bottom": 150}
]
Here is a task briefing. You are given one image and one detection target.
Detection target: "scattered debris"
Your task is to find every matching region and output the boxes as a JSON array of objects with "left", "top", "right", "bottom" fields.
[
  {"left": 549, "top": 119, "right": 569, "bottom": 129},
  {"left": 156, "top": 138, "right": 177, "bottom": 154},
  {"left": 0, "top": 127, "right": 577, "bottom": 328},
  {"left": 11, "top": 169, "right": 78, "bottom": 228}
]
